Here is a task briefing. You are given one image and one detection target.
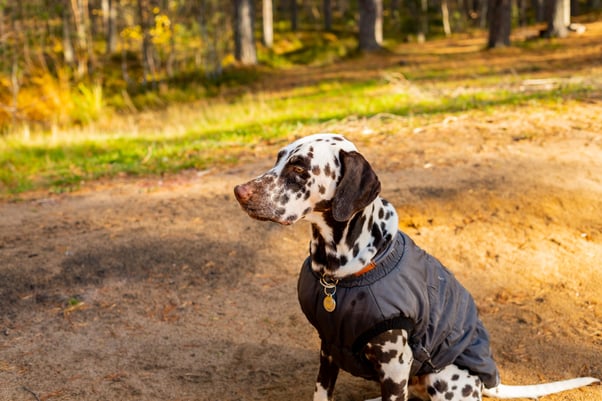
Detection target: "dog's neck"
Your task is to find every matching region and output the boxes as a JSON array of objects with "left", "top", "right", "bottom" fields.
[{"left": 306, "top": 196, "right": 399, "bottom": 278}]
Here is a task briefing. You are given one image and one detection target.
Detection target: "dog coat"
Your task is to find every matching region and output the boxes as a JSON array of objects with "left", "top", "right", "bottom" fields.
[{"left": 297, "top": 231, "right": 500, "bottom": 389}]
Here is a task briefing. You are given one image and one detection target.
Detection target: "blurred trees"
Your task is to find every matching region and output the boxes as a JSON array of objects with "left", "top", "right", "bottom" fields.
[{"left": 0, "top": 0, "right": 599, "bottom": 130}]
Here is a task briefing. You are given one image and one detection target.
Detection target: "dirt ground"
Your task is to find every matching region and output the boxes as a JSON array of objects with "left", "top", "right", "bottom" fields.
[{"left": 1, "top": 102, "right": 602, "bottom": 401}]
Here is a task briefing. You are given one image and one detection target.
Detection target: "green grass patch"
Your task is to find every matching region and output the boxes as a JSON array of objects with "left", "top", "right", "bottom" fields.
[
  {"left": 1, "top": 26, "right": 601, "bottom": 196},
  {"left": 2, "top": 77, "right": 595, "bottom": 196}
]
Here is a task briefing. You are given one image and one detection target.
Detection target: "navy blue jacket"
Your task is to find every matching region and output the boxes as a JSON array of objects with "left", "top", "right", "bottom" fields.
[{"left": 297, "top": 231, "right": 500, "bottom": 389}]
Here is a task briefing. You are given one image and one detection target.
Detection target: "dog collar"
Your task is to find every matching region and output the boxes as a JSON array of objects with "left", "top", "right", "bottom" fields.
[{"left": 353, "top": 260, "right": 377, "bottom": 277}]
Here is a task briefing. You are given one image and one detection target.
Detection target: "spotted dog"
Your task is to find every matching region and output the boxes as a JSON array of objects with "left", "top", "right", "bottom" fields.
[{"left": 234, "top": 133, "right": 599, "bottom": 401}]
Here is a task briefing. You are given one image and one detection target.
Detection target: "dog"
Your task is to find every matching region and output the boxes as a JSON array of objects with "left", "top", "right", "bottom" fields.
[{"left": 233, "top": 133, "right": 599, "bottom": 401}]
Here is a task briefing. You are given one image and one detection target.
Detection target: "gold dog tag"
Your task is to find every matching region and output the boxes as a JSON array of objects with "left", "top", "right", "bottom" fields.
[{"left": 323, "top": 294, "right": 336, "bottom": 312}]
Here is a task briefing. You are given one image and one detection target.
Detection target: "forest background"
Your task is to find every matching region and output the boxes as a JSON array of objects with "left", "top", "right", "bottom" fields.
[{"left": 0, "top": 0, "right": 601, "bottom": 195}]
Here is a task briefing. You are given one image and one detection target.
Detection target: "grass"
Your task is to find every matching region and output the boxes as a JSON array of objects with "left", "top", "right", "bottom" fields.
[{"left": 1, "top": 22, "right": 602, "bottom": 197}]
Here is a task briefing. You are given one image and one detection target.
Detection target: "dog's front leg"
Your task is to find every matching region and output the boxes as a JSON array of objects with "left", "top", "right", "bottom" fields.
[
  {"left": 313, "top": 343, "right": 339, "bottom": 401},
  {"left": 365, "top": 329, "right": 413, "bottom": 401}
]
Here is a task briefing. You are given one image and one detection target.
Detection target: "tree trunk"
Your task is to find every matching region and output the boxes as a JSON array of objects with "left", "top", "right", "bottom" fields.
[
  {"left": 104, "top": 0, "right": 118, "bottom": 54},
  {"left": 479, "top": 0, "right": 488, "bottom": 28},
  {"left": 263, "top": 0, "right": 273, "bottom": 48},
  {"left": 358, "top": 0, "right": 383, "bottom": 51},
  {"left": 166, "top": 0, "right": 176, "bottom": 77},
  {"left": 418, "top": 0, "right": 428, "bottom": 42},
  {"left": 63, "top": 0, "right": 76, "bottom": 64},
  {"left": 543, "top": 0, "right": 569, "bottom": 37},
  {"left": 199, "top": 0, "right": 222, "bottom": 78},
  {"left": 487, "top": 0, "right": 511, "bottom": 48},
  {"left": 323, "top": 0, "right": 332, "bottom": 31},
  {"left": 570, "top": 0, "right": 579, "bottom": 15},
  {"left": 441, "top": 0, "right": 451, "bottom": 37},
  {"left": 517, "top": 0, "right": 527, "bottom": 25},
  {"left": 70, "top": 0, "right": 93, "bottom": 77},
  {"left": 137, "top": 0, "right": 157, "bottom": 86},
  {"left": 290, "top": 0, "right": 298, "bottom": 31},
  {"left": 233, "top": 0, "right": 257, "bottom": 65},
  {"left": 532, "top": 0, "right": 545, "bottom": 21}
]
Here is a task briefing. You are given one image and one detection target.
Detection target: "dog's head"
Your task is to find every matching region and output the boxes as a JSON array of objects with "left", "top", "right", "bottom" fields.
[{"left": 234, "top": 133, "right": 381, "bottom": 225}]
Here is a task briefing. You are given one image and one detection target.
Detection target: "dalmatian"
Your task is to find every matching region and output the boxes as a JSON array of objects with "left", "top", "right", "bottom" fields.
[{"left": 233, "top": 133, "right": 599, "bottom": 401}]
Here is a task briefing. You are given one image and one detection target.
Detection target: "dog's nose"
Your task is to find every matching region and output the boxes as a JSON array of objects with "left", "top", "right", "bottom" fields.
[{"left": 234, "top": 184, "right": 253, "bottom": 203}]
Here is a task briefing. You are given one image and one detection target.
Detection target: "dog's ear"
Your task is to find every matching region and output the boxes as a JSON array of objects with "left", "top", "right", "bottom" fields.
[{"left": 332, "top": 150, "right": 381, "bottom": 222}]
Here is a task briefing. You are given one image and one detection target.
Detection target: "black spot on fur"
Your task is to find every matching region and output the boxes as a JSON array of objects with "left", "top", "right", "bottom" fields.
[
  {"left": 368, "top": 344, "right": 397, "bottom": 365},
  {"left": 462, "top": 384, "right": 473, "bottom": 397},
  {"left": 445, "top": 392, "right": 454, "bottom": 400},
  {"left": 371, "top": 223, "right": 383, "bottom": 248},
  {"left": 312, "top": 226, "right": 320, "bottom": 239},
  {"left": 345, "top": 213, "right": 366, "bottom": 250},
  {"left": 314, "top": 200, "right": 331, "bottom": 212},
  {"left": 380, "top": 378, "right": 406, "bottom": 400},
  {"left": 276, "top": 150, "right": 287, "bottom": 163},
  {"left": 312, "top": 165, "right": 321, "bottom": 175},
  {"left": 433, "top": 380, "right": 449, "bottom": 393},
  {"left": 427, "top": 386, "right": 436, "bottom": 396},
  {"left": 318, "top": 185, "right": 326, "bottom": 194}
]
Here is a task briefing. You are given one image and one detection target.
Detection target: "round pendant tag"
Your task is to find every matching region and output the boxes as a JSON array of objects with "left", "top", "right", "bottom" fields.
[{"left": 323, "top": 295, "right": 336, "bottom": 312}]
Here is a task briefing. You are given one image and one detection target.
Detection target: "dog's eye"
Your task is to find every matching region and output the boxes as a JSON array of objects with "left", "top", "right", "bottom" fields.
[{"left": 292, "top": 166, "right": 305, "bottom": 175}]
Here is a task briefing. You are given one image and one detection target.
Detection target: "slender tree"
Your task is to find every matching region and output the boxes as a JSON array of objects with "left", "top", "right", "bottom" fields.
[
  {"left": 531, "top": 0, "right": 545, "bottom": 20},
  {"left": 487, "top": 0, "right": 511, "bottom": 48},
  {"left": 103, "top": 0, "right": 118, "bottom": 54},
  {"left": 290, "top": 0, "right": 298, "bottom": 31},
  {"left": 70, "top": 0, "right": 95, "bottom": 77},
  {"left": 542, "top": 0, "right": 570, "bottom": 37},
  {"left": 233, "top": 0, "right": 257, "bottom": 65},
  {"left": 263, "top": 0, "right": 273, "bottom": 48},
  {"left": 323, "top": 0, "right": 332, "bottom": 31},
  {"left": 358, "top": 0, "right": 383, "bottom": 51},
  {"left": 441, "top": 0, "right": 451, "bottom": 37},
  {"left": 417, "top": 0, "right": 429, "bottom": 42},
  {"left": 62, "top": 0, "right": 76, "bottom": 65},
  {"left": 137, "top": 0, "right": 157, "bottom": 86}
]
